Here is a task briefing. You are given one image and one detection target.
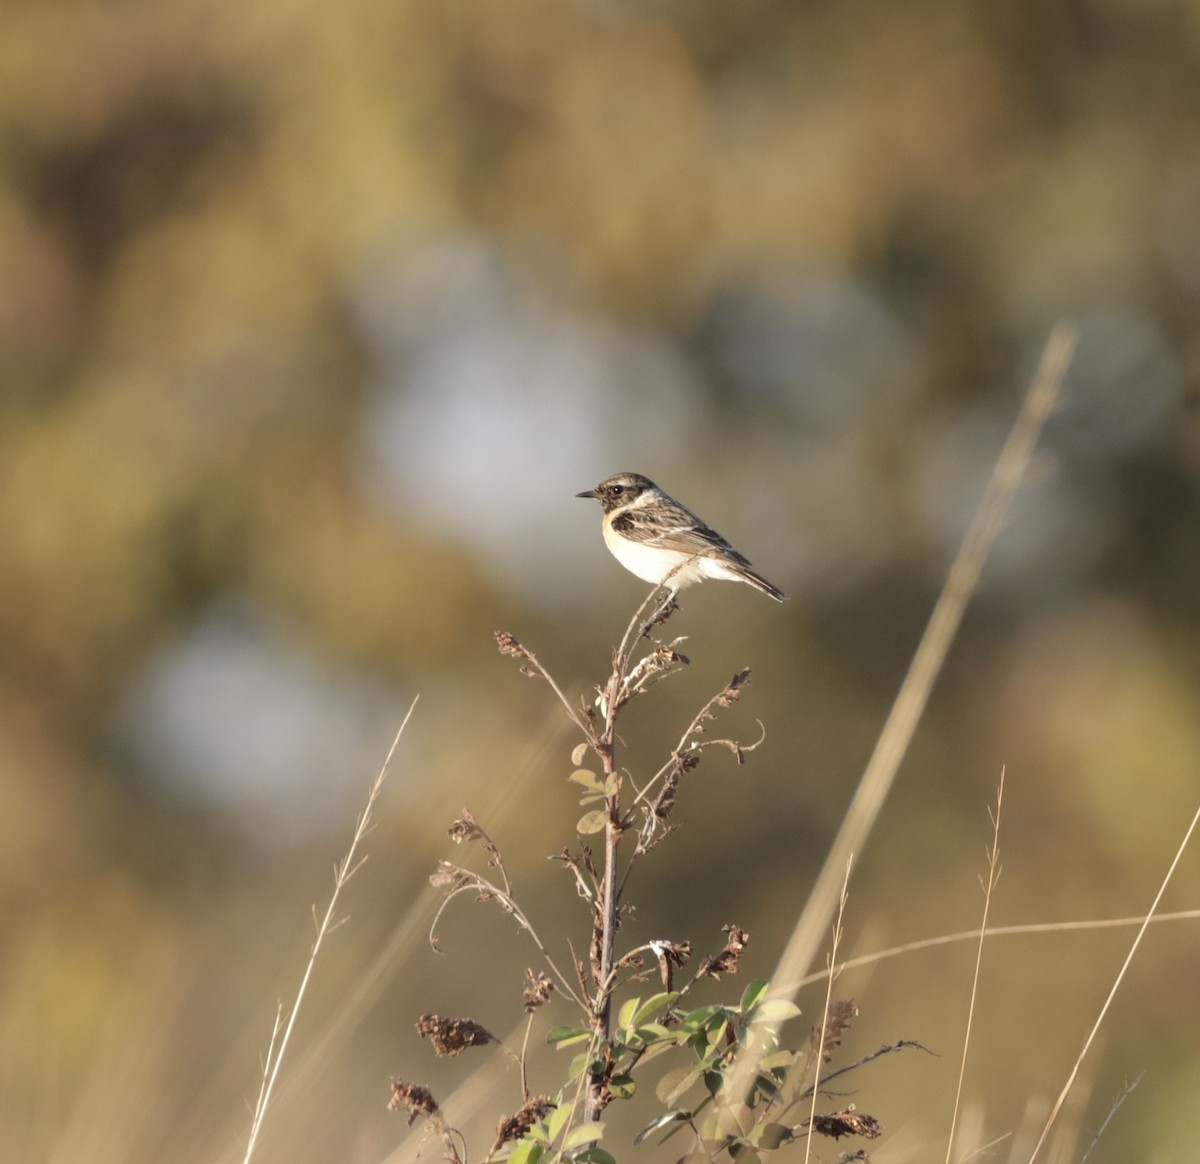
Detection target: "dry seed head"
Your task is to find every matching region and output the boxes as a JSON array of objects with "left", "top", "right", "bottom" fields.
[
  {"left": 494, "top": 631, "right": 528, "bottom": 659},
  {"left": 491, "top": 1096, "right": 554, "bottom": 1151},
  {"left": 388, "top": 1080, "right": 440, "bottom": 1124},
  {"left": 522, "top": 969, "right": 555, "bottom": 1013},
  {"left": 700, "top": 924, "right": 749, "bottom": 978},
  {"left": 415, "top": 1014, "right": 496, "bottom": 1057},
  {"left": 717, "top": 668, "right": 752, "bottom": 708},
  {"left": 448, "top": 810, "right": 485, "bottom": 844},
  {"left": 813, "top": 999, "right": 858, "bottom": 1062},
  {"left": 808, "top": 1105, "right": 881, "bottom": 1141}
]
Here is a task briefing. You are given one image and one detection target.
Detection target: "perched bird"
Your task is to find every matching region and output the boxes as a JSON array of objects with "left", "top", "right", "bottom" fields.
[{"left": 576, "top": 472, "right": 785, "bottom": 602}]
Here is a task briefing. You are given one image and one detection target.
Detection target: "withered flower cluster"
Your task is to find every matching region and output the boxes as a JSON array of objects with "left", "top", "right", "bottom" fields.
[
  {"left": 700, "top": 924, "right": 750, "bottom": 978},
  {"left": 415, "top": 1014, "right": 496, "bottom": 1057}
]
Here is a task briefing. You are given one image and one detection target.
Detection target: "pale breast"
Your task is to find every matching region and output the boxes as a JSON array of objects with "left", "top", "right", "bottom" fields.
[{"left": 602, "top": 520, "right": 704, "bottom": 587}]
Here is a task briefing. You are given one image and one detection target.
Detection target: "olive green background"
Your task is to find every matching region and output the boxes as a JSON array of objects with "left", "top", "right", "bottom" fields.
[{"left": 2, "top": 1, "right": 1199, "bottom": 1161}]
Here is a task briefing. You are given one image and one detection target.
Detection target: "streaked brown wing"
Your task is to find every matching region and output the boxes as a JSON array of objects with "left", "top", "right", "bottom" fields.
[{"left": 612, "top": 507, "right": 749, "bottom": 563}]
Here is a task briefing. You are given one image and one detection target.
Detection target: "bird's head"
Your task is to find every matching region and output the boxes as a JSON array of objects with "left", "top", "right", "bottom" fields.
[{"left": 575, "top": 473, "right": 658, "bottom": 513}]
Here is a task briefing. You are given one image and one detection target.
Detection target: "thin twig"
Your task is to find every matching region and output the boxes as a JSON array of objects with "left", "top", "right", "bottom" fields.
[
  {"left": 506, "top": 639, "right": 594, "bottom": 741},
  {"left": 946, "top": 770, "right": 1004, "bottom": 1164},
  {"left": 429, "top": 870, "right": 590, "bottom": 1012},
  {"left": 799, "top": 1039, "right": 936, "bottom": 1097},
  {"left": 1079, "top": 1072, "right": 1144, "bottom": 1163},
  {"left": 243, "top": 695, "right": 419, "bottom": 1164}
]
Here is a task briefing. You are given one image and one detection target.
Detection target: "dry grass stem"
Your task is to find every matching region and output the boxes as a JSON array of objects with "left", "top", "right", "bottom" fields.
[
  {"left": 242, "top": 695, "right": 419, "bottom": 1164},
  {"left": 803, "top": 857, "right": 853, "bottom": 1164},
  {"left": 946, "top": 770, "right": 1004, "bottom": 1164},
  {"left": 770, "top": 324, "right": 1075, "bottom": 1002},
  {"left": 1027, "top": 797, "right": 1200, "bottom": 1162},
  {"left": 722, "top": 324, "right": 1076, "bottom": 1111},
  {"left": 784, "top": 909, "right": 1200, "bottom": 991}
]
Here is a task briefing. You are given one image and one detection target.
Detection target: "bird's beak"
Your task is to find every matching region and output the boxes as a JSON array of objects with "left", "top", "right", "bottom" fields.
[{"left": 575, "top": 488, "right": 597, "bottom": 499}]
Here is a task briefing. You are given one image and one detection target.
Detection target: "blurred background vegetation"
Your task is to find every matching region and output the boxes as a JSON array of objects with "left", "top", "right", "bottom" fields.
[{"left": 2, "top": 0, "right": 1199, "bottom": 1160}]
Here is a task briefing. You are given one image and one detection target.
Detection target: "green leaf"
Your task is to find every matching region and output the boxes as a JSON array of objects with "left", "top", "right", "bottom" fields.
[
  {"left": 632, "top": 991, "right": 679, "bottom": 1026},
  {"left": 749, "top": 999, "right": 801, "bottom": 1024},
  {"left": 609, "top": 1072, "right": 636, "bottom": 1099},
  {"left": 715, "top": 1101, "right": 753, "bottom": 1139},
  {"left": 739, "top": 978, "right": 770, "bottom": 1013},
  {"left": 568, "top": 1051, "right": 590, "bottom": 1079},
  {"left": 696, "top": 1108, "right": 722, "bottom": 1144},
  {"left": 603, "top": 773, "right": 619, "bottom": 797},
  {"left": 751, "top": 1122, "right": 794, "bottom": 1150},
  {"left": 656, "top": 1064, "right": 701, "bottom": 1105},
  {"left": 576, "top": 810, "right": 608, "bottom": 835},
  {"left": 750, "top": 1073, "right": 782, "bottom": 1103},
  {"left": 757, "top": 1050, "right": 796, "bottom": 1071},
  {"left": 563, "top": 1122, "right": 605, "bottom": 1149},
  {"left": 633, "top": 1111, "right": 689, "bottom": 1145},
  {"left": 569, "top": 768, "right": 602, "bottom": 791},
  {"left": 677, "top": 1004, "right": 724, "bottom": 1033},
  {"left": 617, "top": 996, "right": 641, "bottom": 1032},
  {"left": 507, "top": 1141, "right": 543, "bottom": 1164},
  {"left": 546, "top": 1026, "right": 592, "bottom": 1048},
  {"left": 575, "top": 1151, "right": 617, "bottom": 1164},
  {"left": 632, "top": 1022, "right": 671, "bottom": 1046},
  {"left": 547, "top": 1100, "right": 573, "bottom": 1142},
  {"left": 635, "top": 1038, "right": 676, "bottom": 1066}
]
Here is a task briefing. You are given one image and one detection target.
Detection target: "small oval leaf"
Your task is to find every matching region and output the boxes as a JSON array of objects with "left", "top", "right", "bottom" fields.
[
  {"left": 576, "top": 810, "right": 609, "bottom": 835},
  {"left": 633, "top": 991, "right": 679, "bottom": 1026},
  {"left": 618, "top": 996, "right": 641, "bottom": 1032},
  {"left": 610, "top": 1073, "right": 636, "bottom": 1099},
  {"left": 739, "top": 978, "right": 769, "bottom": 1013},
  {"left": 571, "top": 742, "right": 590, "bottom": 766},
  {"left": 753, "top": 1121, "right": 794, "bottom": 1150},
  {"left": 751, "top": 999, "right": 802, "bottom": 1024}
]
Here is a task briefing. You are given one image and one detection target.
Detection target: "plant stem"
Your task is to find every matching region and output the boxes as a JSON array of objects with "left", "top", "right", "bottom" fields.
[
  {"left": 586, "top": 664, "right": 624, "bottom": 1124},
  {"left": 583, "top": 576, "right": 687, "bottom": 1125}
]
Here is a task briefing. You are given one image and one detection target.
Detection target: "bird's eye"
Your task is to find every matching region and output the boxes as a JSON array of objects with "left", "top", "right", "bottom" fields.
[{"left": 610, "top": 484, "right": 623, "bottom": 495}]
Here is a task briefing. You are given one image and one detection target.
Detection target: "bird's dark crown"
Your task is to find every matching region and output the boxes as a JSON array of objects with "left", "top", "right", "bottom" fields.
[{"left": 576, "top": 473, "right": 658, "bottom": 513}]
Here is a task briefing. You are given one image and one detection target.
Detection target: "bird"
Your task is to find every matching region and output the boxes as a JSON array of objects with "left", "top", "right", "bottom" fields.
[{"left": 576, "top": 472, "right": 785, "bottom": 602}]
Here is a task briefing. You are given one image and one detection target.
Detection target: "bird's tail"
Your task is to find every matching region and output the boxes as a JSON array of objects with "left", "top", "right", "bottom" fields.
[{"left": 736, "top": 564, "right": 786, "bottom": 603}]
